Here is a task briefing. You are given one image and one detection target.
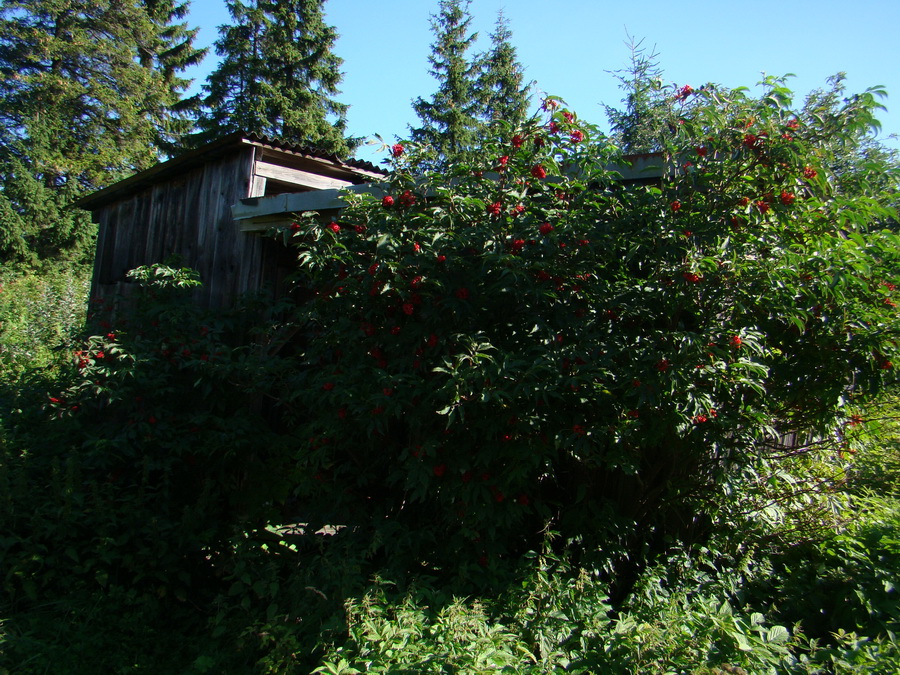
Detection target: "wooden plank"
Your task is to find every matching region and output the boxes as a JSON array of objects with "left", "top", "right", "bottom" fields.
[
  {"left": 233, "top": 183, "right": 388, "bottom": 231},
  {"left": 253, "top": 160, "right": 354, "bottom": 190},
  {"left": 248, "top": 147, "right": 263, "bottom": 198},
  {"left": 238, "top": 215, "right": 298, "bottom": 232},
  {"left": 226, "top": 150, "right": 259, "bottom": 303},
  {"left": 203, "top": 158, "right": 227, "bottom": 307},
  {"left": 170, "top": 177, "right": 191, "bottom": 263},
  {"left": 114, "top": 198, "right": 136, "bottom": 280},
  {"left": 92, "top": 209, "right": 116, "bottom": 285},
  {"left": 250, "top": 175, "right": 267, "bottom": 197}
]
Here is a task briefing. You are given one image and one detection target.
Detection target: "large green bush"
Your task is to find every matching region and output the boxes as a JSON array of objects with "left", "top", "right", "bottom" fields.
[{"left": 279, "top": 80, "right": 900, "bottom": 576}]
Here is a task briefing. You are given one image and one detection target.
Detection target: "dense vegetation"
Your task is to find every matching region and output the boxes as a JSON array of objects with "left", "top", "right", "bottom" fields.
[
  {"left": 3, "top": 69, "right": 900, "bottom": 671},
  {"left": 2, "top": 1, "right": 900, "bottom": 672},
  {"left": 0, "top": 0, "right": 204, "bottom": 265}
]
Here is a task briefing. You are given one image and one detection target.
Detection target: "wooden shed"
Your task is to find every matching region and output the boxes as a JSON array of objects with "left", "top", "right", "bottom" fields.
[{"left": 78, "top": 132, "right": 385, "bottom": 309}]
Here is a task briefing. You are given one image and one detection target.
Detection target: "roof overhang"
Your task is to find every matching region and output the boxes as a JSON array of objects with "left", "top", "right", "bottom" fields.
[
  {"left": 76, "top": 132, "right": 386, "bottom": 211},
  {"left": 231, "top": 153, "right": 666, "bottom": 233}
]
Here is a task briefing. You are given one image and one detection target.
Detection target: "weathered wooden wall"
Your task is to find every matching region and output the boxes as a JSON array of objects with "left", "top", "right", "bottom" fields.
[{"left": 91, "top": 146, "right": 296, "bottom": 309}]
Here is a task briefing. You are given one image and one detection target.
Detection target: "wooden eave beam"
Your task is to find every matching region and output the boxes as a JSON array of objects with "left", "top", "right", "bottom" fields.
[
  {"left": 233, "top": 153, "right": 667, "bottom": 233},
  {"left": 233, "top": 183, "right": 388, "bottom": 232},
  {"left": 252, "top": 160, "right": 355, "bottom": 190}
]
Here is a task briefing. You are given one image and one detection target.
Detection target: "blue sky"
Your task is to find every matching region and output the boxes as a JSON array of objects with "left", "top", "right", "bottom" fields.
[{"left": 184, "top": 0, "right": 900, "bottom": 164}]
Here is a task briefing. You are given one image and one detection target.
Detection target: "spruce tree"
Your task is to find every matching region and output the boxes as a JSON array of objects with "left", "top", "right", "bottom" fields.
[
  {"left": 195, "top": 1, "right": 270, "bottom": 141},
  {"left": 475, "top": 10, "right": 530, "bottom": 128},
  {"left": 141, "top": 0, "right": 208, "bottom": 153},
  {"left": 197, "top": 0, "right": 354, "bottom": 157},
  {"left": 603, "top": 37, "right": 671, "bottom": 153},
  {"left": 410, "top": 0, "right": 481, "bottom": 166},
  {"left": 0, "top": 0, "right": 202, "bottom": 264}
]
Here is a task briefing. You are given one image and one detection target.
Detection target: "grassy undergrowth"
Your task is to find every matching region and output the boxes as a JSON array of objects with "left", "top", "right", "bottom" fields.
[
  {"left": 3, "top": 410, "right": 899, "bottom": 674},
  {"left": 0, "top": 265, "right": 90, "bottom": 381},
  {"left": 311, "top": 472, "right": 900, "bottom": 674}
]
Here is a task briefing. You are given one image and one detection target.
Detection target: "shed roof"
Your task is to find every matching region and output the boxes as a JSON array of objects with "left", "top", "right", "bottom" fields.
[{"left": 76, "top": 132, "right": 387, "bottom": 210}]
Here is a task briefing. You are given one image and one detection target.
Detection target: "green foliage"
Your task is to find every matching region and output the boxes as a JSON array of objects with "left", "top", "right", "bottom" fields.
[
  {"left": 846, "top": 390, "right": 900, "bottom": 495},
  {"left": 314, "top": 483, "right": 900, "bottom": 673},
  {"left": 410, "top": 0, "right": 483, "bottom": 167},
  {"left": 3, "top": 71, "right": 900, "bottom": 673},
  {"left": 281, "top": 79, "right": 900, "bottom": 577},
  {"left": 140, "top": 0, "right": 208, "bottom": 153},
  {"left": 604, "top": 35, "right": 674, "bottom": 153},
  {"left": 0, "top": 264, "right": 297, "bottom": 672},
  {"left": 735, "top": 394, "right": 900, "bottom": 666},
  {"left": 197, "top": 0, "right": 355, "bottom": 156},
  {"left": 196, "top": 0, "right": 266, "bottom": 140},
  {"left": 0, "top": 265, "right": 89, "bottom": 380},
  {"left": 475, "top": 10, "right": 531, "bottom": 129},
  {"left": 411, "top": 3, "right": 531, "bottom": 170},
  {"left": 801, "top": 73, "right": 900, "bottom": 215},
  {"left": 0, "top": 0, "right": 203, "bottom": 264},
  {"left": 318, "top": 581, "right": 538, "bottom": 674},
  {"left": 314, "top": 548, "right": 796, "bottom": 673},
  {"left": 0, "top": 585, "right": 215, "bottom": 674},
  {"left": 759, "top": 493, "right": 900, "bottom": 642}
]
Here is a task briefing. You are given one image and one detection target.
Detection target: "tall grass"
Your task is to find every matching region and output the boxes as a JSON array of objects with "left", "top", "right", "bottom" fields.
[{"left": 0, "top": 265, "right": 90, "bottom": 380}]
